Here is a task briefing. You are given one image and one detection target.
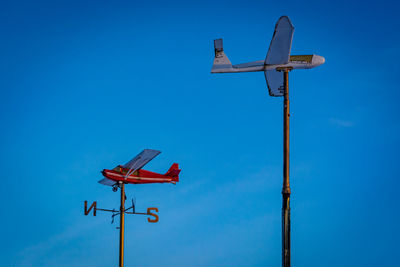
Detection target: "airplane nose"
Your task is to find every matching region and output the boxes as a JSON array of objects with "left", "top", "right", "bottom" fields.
[{"left": 313, "top": 55, "right": 325, "bottom": 66}]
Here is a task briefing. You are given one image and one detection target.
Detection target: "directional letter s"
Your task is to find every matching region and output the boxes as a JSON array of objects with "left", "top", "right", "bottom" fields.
[{"left": 147, "top": 207, "right": 159, "bottom": 223}]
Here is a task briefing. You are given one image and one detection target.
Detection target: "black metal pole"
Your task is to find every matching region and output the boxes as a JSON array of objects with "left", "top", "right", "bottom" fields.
[{"left": 282, "top": 69, "right": 291, "bottom": 267}]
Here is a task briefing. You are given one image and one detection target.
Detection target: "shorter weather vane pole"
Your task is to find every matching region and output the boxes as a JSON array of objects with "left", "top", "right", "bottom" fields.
[
  {"left": 119, "top": 182, "right": 125, "bottom": 267},
  {"left": 85, "top": 149, "right": 181, "bottom": 267},
  {"left": 84, "top": 149, "right": 180, "bottom": 267},
  {"left": 84, "top": 183, "right": 159, "bottom": 267}
]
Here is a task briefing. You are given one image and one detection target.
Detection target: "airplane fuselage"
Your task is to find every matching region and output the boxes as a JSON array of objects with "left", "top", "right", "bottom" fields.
[
  {"left": 102, "top": 167, "right": 177, "bottom": 184},
  {"left": 211, "top": 55, "right": 325, "bottom": 73}
]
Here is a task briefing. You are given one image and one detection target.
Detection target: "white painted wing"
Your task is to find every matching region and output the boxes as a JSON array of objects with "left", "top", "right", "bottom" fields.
[
  {"left": 265, "top": 69, "right": 284, "bottom": 96},
  {"left": 265, "top": 16, "right": 294, "bottom": 65},
  {"left": 98, "top": 177, "right": 117, "bottom": 186},
  {"left": 123, "top": 149, "right": 161, "bottom": 171}
]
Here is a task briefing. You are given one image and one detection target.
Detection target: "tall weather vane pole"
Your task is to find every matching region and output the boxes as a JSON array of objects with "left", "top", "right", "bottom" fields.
[
  {"left": 282, "top": 68, "right": 291, "bottom": 266},
  {"left": 210, "top": 16, "right": 324, "bottom": 267}
]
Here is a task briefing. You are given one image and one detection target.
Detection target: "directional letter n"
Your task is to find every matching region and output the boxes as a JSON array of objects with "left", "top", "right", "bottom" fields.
[{"left": 84, "top": 201, "right": 97, "bottom": 216}]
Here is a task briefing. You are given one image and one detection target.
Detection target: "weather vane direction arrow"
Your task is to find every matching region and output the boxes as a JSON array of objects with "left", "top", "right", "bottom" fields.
[{"left": 84, "top": 196, "right": 159, "bottom": 224}]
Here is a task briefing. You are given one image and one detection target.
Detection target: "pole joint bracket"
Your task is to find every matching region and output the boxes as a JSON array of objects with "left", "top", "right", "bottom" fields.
[{"left": 282, "top": 187, "right": 291, "bottom": 195}]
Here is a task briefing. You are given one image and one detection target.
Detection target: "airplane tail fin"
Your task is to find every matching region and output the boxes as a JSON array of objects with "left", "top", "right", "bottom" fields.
[
  {"left": 165, "top": 163, "right": 180, "bottom": 183},
  {"left": 211, "top": 39, "right": 233, "bottom": 73}
]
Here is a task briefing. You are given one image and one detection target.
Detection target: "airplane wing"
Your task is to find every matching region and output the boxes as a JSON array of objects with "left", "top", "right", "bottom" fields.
[
  {"left": 265, "top": 16, "right": 294, "bottom": 65},
  {"left": 98, "top": 177, "right": 117, "bottom": 186},
  {"left": 265, "top": 69, "right": 284, "bottom": 96},
  {"left": 123, "top": 149, "right": 161, "bottom": 174}
]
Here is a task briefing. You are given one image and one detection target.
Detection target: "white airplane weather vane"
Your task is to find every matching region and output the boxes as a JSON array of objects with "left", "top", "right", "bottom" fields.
[{"left": 211, "top": 16, "right": 325, "bottom": 96}]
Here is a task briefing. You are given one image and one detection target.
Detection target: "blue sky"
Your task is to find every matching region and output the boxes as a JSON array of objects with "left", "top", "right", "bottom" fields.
[{"left": 1, "top": 0, "right": 399, "bottom": 266}]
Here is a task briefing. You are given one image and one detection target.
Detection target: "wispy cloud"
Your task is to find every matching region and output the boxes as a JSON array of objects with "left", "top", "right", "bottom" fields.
[
  {"left": 329, "top": 118, "right": 354, "bottom": 128},
  {"left": 16, "top": 219, "right": 108, "bottom": 267}
]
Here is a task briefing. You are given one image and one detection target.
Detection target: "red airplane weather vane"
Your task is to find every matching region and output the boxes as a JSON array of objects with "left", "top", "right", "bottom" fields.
[
  {"left": 100, "top": 149, "right": 180, "bottom": 188},
  {"left": 84, "top": 149, "right": 181, "bottom": 267}
]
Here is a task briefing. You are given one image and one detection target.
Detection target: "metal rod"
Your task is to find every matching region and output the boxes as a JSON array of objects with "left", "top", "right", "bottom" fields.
[
  {"left": 282, "top": 69, "right": 291, "bottom": 267},
  {"left": 119, "top": 182, "right": 125, "bottom": 267},
  {"left": 95, "top": 208, "right": 148, "bottom": 215},
  {"left": 96, "top": 208, "right": 117, "bottom": 212},
  {"left": 125, "top": 212, "right": 148, "bottom": 215}
]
